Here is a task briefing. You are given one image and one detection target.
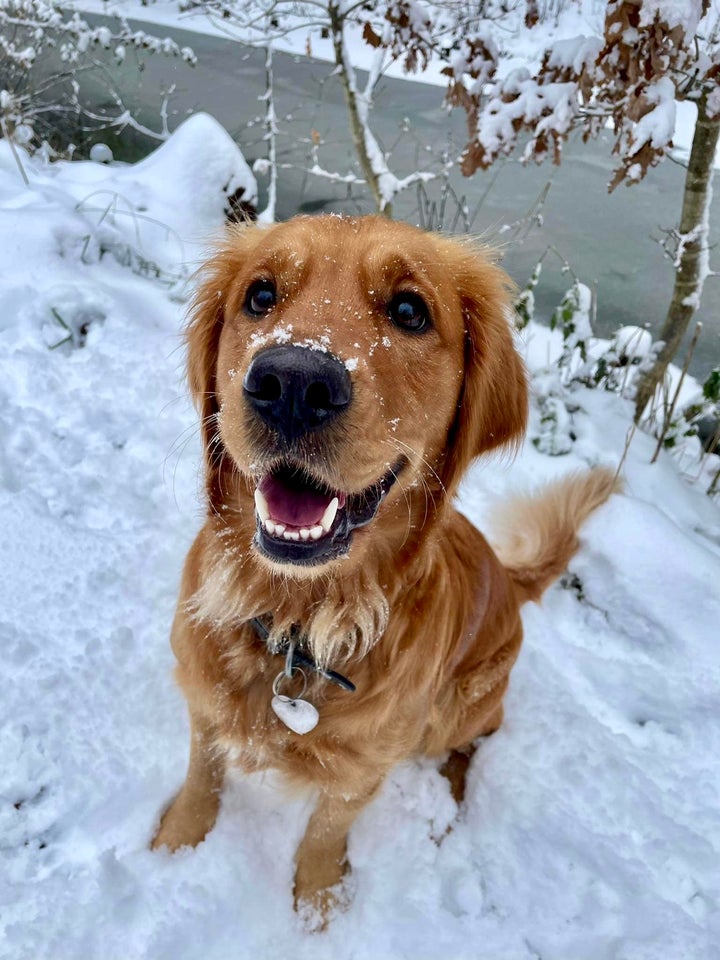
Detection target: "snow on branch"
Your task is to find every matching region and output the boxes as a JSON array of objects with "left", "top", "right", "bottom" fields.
[
  {"left": 362, "top": 0, "right": 439, "bottom": 73},
  {"left": 450, "top": 0, "right": 720, "bottom": 190}
]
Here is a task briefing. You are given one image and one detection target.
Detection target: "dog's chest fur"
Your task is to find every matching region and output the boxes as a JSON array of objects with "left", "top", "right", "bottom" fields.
[{"left": 176, "top": 510, "right": 522, "bottom": 792}]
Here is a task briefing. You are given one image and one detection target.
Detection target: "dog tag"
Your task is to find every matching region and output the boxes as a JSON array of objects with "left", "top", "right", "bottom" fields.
[{"left": 271, "top": 694, "right": 319, "bottom": 735}]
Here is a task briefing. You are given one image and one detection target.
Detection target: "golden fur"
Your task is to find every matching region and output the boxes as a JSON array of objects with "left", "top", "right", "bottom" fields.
[{"left": 152, "top": 215, "right": 617, "bottom": 925}]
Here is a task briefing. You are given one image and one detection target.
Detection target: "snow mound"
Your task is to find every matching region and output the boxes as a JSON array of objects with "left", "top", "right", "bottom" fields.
[
  {"left": 1, "top": 112, "right": 256, "bottom": 283},
  {"left": 108, "top": 111, "right": 258, "bottom": 232}
]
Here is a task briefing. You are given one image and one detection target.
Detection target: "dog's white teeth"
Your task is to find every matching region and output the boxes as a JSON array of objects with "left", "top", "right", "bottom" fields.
[
  {"left": 264, "top": 515, "right": 332, "bottom": 542},
  {"left": 265, "top": 519, "right": 313, "bottom": 541},
  {"left": 320, "top": 497, "right": 339, "bottom": 533},
  {"left": 254, "top": 489, "right": 270, "bottom": 522}
]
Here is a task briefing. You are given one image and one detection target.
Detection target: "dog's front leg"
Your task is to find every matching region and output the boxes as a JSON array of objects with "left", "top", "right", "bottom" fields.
[
  {"left": 294, "top": 778, "right": 383, "bottom": 927},
  {"left": 152, "top": 711, "right": 225, "bottom": 852}
]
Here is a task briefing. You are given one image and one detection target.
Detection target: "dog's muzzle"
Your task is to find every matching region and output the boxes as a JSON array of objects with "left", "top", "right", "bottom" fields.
[
  {"left": 243, "top": 344, "right": 352, "bottom": 444},
  {"left": 242, "top": 344, "right": 405, "bottom": 567}
]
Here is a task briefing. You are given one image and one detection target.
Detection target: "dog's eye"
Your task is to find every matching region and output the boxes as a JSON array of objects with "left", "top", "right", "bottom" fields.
[
  {"left": 245, "top": 280, "right": 276, "bottom": 317},
  {"left": 388, "top": 293, "right": 430, "bottom": 333}
]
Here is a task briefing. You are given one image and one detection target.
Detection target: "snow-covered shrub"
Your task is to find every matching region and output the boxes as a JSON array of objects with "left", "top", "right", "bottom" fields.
[
  {"left": 574, "top": 324, "right": 655, "bottom": 394},
  {"left": 518, "top": 264, "right": 591, "bottom": 456},
  {"left": 525, "top": 273, "right": 650, "bottom": 457},
  {"left": 521, "top": 259, "right": 720, "bottom": 493},
  {"left": 549, "top": 280, "right": 593, "bottom": 380},
  {"left": 514, "top": 259, "right": 542, "bottom": 330},
  {"left": 0, "top": 0, "right": 196, "bottom": 156},
  {"left": 662, "top": 368, "right": 720, "bottom": 453},
  {"left": 0, "top": 113, "right": 257, "bottom": 323},
  {"left": 531, "top": 388, "right": 578, "bottom": 456}
]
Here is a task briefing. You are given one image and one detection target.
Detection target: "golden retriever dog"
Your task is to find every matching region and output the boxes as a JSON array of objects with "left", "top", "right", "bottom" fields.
[{"left": 152, "top": 214, "right": 617, "bottom": 925}]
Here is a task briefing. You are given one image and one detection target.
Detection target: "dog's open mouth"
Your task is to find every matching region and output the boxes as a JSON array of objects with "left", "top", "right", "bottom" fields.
[{"left": 253, "top": 458, "right": 406, "bottom": 565}]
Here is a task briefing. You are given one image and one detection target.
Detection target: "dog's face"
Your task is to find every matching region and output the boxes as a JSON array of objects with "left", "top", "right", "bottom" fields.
[{"left": 188, "top": 216, "right": 527, "bottom": 573}]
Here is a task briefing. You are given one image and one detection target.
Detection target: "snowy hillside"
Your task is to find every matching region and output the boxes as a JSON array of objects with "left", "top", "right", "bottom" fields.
[{"left": 1, "top": 118, "right": 719, "bottom": 960}]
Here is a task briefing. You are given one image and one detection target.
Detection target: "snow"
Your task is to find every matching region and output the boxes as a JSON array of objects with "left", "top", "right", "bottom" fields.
[
  {"left": 613, "top": 325, "right": 654, "bottom": 360},
  {"left": 546, "top": 34, "right": 603, "bottom": 74},
  {"left": 475, "top": 73, "right": 580, "bottom": 164},
  {"left": 631, "top": 77, "right": 677, "bottom": 152},
  {"left": 2, "top": 115, "right": 720, "bottom": 958},
  {"left": 639, "top": 0, "right": 710, "bottom": 37}
]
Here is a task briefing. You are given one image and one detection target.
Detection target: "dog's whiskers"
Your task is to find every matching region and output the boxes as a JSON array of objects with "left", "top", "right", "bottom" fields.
[
  {"left": 165, "top": 420, "right": 201, "bottom": 465},
  {"left": 389, "top": 437, "right": 446, "bottom": 497},
  {"left": 385, "top": 438, "right": 442, "bottom": 532},
  {"left": 164, "top": 406, "right": 217, "bottom": 471},
  {"left": 383, "top": 440, "right": 438, "bottom": 543},
  {"left": 164, "top": 411, "right": 219, "bottom": 511},
  {"left": 164, "top": 422, "right": 200, "bottom": 504},
  {"left": 206, "top": 425, "right": 236, "bottom": 522}
]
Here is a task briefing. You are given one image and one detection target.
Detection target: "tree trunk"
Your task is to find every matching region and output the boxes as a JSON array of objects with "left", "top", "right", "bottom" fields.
[
  {"left": 328, "top": 2, "right": 391, "bottom": 216},
  {"left": 257, "top": 41, "right": 278, "bottom": 224},
  {"left": 634, "top": 95, "right": 720, "bottom": 422}
]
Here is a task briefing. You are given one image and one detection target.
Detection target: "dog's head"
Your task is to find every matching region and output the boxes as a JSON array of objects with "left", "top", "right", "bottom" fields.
[{"left": 187, "top": 215, "right": 527, "bottom": 573}]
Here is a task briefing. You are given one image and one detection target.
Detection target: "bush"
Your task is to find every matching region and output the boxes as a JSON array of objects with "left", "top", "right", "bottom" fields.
[{"left": 0, "top": 1, "right": 195, "bottom": 157}]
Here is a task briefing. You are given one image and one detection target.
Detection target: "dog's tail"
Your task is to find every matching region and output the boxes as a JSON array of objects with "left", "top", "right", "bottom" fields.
[{"left": 492, "top": 467, "right": 620, "bottom": 604}]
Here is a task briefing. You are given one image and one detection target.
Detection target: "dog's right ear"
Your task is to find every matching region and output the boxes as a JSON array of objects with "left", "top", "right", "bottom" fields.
[
  {"left": 438, "top": 244, "right": 528, "bottom": 496},
  {"left": 186, "top": 225, "right": 263, "bottom": 504}
]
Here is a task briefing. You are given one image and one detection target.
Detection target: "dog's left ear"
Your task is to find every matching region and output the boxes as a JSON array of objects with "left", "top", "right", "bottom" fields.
[
  {"left": 440, "top": 250, "right": 528, "bottom": 495},
  {"left": 186, "top": 224, "right": 265, "bottom": 506}
]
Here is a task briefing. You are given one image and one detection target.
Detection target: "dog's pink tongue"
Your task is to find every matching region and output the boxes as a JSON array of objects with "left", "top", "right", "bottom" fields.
[{"left": 259, "top": 474, "right": 334, "bottom": 527}]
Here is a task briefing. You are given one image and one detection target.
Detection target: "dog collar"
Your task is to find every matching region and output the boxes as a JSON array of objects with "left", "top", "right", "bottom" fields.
[
  {"left": 249, "top": 616, "right": 356, "bottom": 692},
  {"left": 250, "top": 616, "right": 355, "bottom": 735}
]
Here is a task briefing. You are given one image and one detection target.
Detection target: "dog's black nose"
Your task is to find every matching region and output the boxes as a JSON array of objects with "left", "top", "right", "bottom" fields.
[{"left": 243, "top": 344, "right": 352, "bottom": 442}]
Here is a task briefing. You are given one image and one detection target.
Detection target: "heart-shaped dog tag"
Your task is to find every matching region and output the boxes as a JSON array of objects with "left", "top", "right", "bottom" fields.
[{"left": 271, "top": 695, "right": 319, "bottom": 735}]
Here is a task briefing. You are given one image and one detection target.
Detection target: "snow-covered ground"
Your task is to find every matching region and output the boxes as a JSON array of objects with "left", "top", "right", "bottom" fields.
[{"left": 1, "top": 115, "right": 719, "bottom": 960}]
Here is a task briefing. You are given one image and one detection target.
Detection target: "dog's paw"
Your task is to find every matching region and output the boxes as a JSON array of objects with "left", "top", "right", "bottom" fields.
[
  {"left": 294, "top": 876, "right": 353, "bottom": 933},
  {"left": 150, "top": 790, "right": 219, "bottom": 853},
  {"left": 293, "top": 850, "right": 354, "bottom": 931}
]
